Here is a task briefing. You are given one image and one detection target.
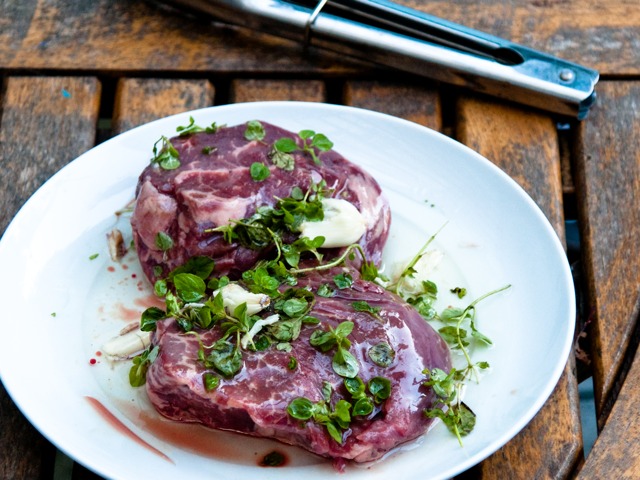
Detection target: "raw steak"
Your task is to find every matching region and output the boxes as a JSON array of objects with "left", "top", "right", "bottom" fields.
[
  {"left": 145, "top": 268, "right": 452, "bottom": 464},
  {"left": 130, "top": 121, "right": 391, "bottom": 283}
]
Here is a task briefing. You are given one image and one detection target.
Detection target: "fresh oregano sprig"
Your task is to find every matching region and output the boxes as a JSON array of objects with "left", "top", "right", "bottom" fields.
[{"left": 423, "top": 284, "right": 510, "bottom": 444}]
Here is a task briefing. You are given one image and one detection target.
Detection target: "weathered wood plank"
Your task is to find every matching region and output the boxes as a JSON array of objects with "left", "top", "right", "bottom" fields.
[
  {"left": 113, "top": 78, "right": 215, "bottom": 134},
  {"left": 455, "top": 96, "right": 583, "bottom": 478},
  {"left": 573, "top": 80, "right": 640, "bottom": 420},
  {"left": 395, "top": 0, "right": 640, "bottom": 74},
  {"left": 0, "top": 75, "right": 101, "bottom": 479},
  {"left": 229, "top": 79, "right": 326, "bottom": 103},
  {"left": 0, "top": 0, "right": 637, "bottom": 75},
  {"left": 0, "top": 0, "right": 357, "bottom": 75},
  {"left": 479, "top": 364, "right": 582, "bottom": 479},
  {"left": 456, "top": 95, "right": 566, "bottom": 242},
  {"left": 343, "top": 80, "right": 442, "bottom": 132},
  {"left": 0, "top": 76, "right": 101, "bottom": 233},
  {"left": 577, "top": 345, "right": 640, "bottom": 479}
]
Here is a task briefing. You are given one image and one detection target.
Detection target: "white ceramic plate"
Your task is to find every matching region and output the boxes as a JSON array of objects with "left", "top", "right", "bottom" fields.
[{"left": 0, "top": 102, "right": 575, "bottom": 480}]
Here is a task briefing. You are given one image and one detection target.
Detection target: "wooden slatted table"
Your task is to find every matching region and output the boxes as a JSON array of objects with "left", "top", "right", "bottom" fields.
[{"left": 1, "top": 1, "right": 638, "bottom": 479}]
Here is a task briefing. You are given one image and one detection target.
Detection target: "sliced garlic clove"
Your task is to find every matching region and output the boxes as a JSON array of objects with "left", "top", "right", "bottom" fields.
[
  {"left": 107, "top": 228, "right": 127, "bottom": 262},
  {"left": 299, "top": 198, "right": 366, "bottom": 248},
  {"left": 102, "top": 329, "right": 152, "bottom": 360},
  {"left": 213, "top": 283, "right": 271, "bottom": 315},
  {"left": 240, "top": 314, "right": 280, "bottom": 349}
]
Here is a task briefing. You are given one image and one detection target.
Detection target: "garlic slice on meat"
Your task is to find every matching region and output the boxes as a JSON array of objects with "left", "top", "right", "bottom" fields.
[
  {"left": 240, "top": 314, "right": 280, "bottom": 349},
  {"left": 213, "top": 283, "right": 271, "bottom": 315},
  {"left": 299, "top": 198, "right": 366, "bottom": 248},
  {"left": 102, "top": 327, "right": 152, "bottom": 360}
]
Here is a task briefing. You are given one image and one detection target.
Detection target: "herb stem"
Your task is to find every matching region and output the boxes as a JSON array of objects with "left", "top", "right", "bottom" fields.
[
  {"left": 388, "top": 222, "right": 447, "bottom": 294},
  {"left": 289, "top": 244, "right": 366, "bottom": 274}
]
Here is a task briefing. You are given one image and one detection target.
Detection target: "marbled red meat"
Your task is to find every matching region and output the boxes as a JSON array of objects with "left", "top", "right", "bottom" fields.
[
  {"left": 130, "top": 121, "right": 391, "bottom": 283},
  {"left": 145, "top": 268, "right": 451, "bottom": 464}
]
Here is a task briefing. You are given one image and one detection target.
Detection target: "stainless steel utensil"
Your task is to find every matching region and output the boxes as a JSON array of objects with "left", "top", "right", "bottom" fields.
[{"left": 158, "top": 0, "right": 599, "bottom": 119}]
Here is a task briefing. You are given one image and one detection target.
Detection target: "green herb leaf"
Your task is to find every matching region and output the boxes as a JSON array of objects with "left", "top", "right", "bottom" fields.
[
  {"left": 269, "top": 318, "right": 302, "bottom": 342},
  {"left": 450, "top": 286, "right": 467, "bottom": 298},
  {"left": 155, "top": 232, "right": 174, "bottom": 251},
  {"left": 173, "top": 272, "right": 206, "bottom": 303},
  {"left": 271, "top": 150, "right": 295, "bottom": 171},
  {"left": 352, "top": 397, "right": 374, "bottom": 416},
  {"left": 129, "top": 346, "right": 159, "bottom": 387},
  {"left": 351, "top": 300, "right": 380, "bottom": 317},
  {"left": 151, "top": 136, "right": 180, "bottom": 170},
  {"left": 140, "top": 307, "right": 166, "bottom": 331},
  {"left": 332, "top": 399, "right": 352, "bottom": 428},
  {"left": 298, "top": 129, "right": 314, "bottom": 140},
  {"left": 154, "top": 279, "right": 168, "bottom": 297},
  {"left": 244, "top": 120, "right": 266, "bottom": 142},
  {"left": 288, "top": 356, "right": 298, "bottom": 370},
  {"left": 333, "top": 272, "right": 353, "bottom": 289},
  {"left": 332, "top": 347, "right": 359, "bottom": 378},
  {"left": 205, "top": 339, "right": 243, "bottom": 378},
  {"left": 360, "top": 260, "right": 379, "bottom": 282},
  {"left": 250, "top": 162, "right": 271, "bottom": 181},
  {"left": 273, "top": 137, "right": 298, "bottom": 153},
  {"left": 316, "top": 283, "right": 334, "bottom": 297},
  {"left": 368, "top": 377, "right": 391, "bottom": 403},
  {"left": 368, "top": 342, "right": 395, "bottom": 367},
  {"left": 205, "top": 122, "right": 222, "bottom": 134},
  {"left": 176, "top": 116, "right": 206, "bottom": 136},
  {"left": 310, "top": 133, "right": 333, "bottom": 151},
  {"left": 168, "top": 256, "right": 215, "bottom": 280},
  {"left": 334, "top": 321, "right": 354, "bottom": 338},
  {"left": 287, "top": 397, "right": 315, "bottom": 420},
  {"left": 203, "top": 372, "right": 220, "bottom": 391}
]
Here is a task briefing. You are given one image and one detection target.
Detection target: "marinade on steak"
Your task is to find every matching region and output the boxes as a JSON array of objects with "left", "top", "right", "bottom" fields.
[
  {"left": 130, "top": 121, "right": 391, "bottom": 283},
  {"left": 145, "top": 268, "right": 452, "bottom": 464}
]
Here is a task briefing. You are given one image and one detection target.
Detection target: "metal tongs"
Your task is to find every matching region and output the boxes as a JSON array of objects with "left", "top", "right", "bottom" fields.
[{"left": 159, "top": 0, "right": 599, "bottom": 119}]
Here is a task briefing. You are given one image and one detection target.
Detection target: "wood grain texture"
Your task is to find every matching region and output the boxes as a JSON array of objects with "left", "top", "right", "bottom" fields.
[
  {"left": 0, "top": 75, "right": 101, "bottom": 479},
  {"left": 456, "top": 95, "right": 566, "bottom": 243},
  {"left": 0, "top": 76, "right": 101, "bottom": 232},
  {"left": 229, "top": 79, "right": 326, "bottom": 103},
  {"left": 0, "top": 0, "right": 637, "bottom": 75},
  {"left": 0, "top": 0, "right": 356, "bottom": 75},
  {"left": 573, "top": 80, "right": 640, "bottom": 420},
  {"left": 112, "top": 78, "right": 215, "bottom": 134},
  {"left": 455, "top": 95, "right": 583, "bottom": 477},
  {"left": 577, "top": 345, "right": 640, "bottom": 479},
  {"left": 480, "top": 363, "right": 583, "bottom": 479},
  {"left": 394, "top": 0, "right": 640, "bottom": 74},
  {"left": 343, "top": 80, "right": 442, "bottom": 131}
]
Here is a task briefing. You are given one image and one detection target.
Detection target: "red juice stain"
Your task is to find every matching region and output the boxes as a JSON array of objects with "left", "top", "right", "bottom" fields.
[
  {"left": 85, "top": 396, "right": 173, "bottom": 463},
  {"left": 132, "top": 408, "right": 250, "bottom": 462},
  {"left": 95, "top": 351, "right": 102, "bottom": 357},
  {"left": 115, "top": 302, "right": 141, "bottom": 322},
  {"left": 134, "top": 294, "right": 165, "bottom": 310},
  {"left": 122, "top": 264, "right": 129, "bottom": 270},
  {"left": 89, "top": 358, "right": 97, "bottom": 365},
  {"left": 107, "top": 266, "right": 116, "bottom": 272},
  {"left": 131, "top": 273, "right": 137, "bottom": 279}
]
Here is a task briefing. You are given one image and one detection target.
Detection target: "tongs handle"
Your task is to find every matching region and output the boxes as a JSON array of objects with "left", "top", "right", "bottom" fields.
[{"left": 156, "top": 0, "right": 599, "bottom": 119}]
